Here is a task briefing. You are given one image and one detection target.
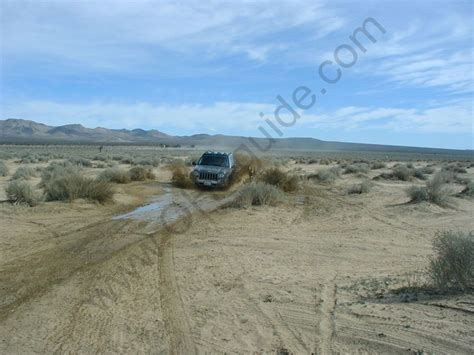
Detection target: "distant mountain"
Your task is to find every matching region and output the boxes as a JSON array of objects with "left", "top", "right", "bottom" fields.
[{"left": 0, "top": 118, "right": 471, "bottom": 155}]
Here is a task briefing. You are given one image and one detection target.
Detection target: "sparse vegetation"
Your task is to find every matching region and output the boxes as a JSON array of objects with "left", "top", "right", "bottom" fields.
[
  {"left": 344, "top": 163, "right": 370, "bottom": 174},
  {"left": 309, "top": 166, "right": 341, "bottom": 183},
  {"left": 407, "top": 172, "right": 451, "bottom": 206},
  {"left": 68, "top": 157, "right": 93, "bottom": 167},
  {"left": 129, "top": 166, "right": 155, "bottom": 181},
  {"left": 44, "top": 173, "right": 114, "bottom": 203},
  {"left": 233, "top": 182, "right": 283, "bottom": 207},
  {"left": 259, "top": 168, "right": 298, "bottom": 192},
  {"left": 460, "top": 181, "right": 474, "bottom": 197},
  {"left": 5, "top": 180, "right": 41, "bottom": 206},
  {"left": 371, "top": 161, "right": 386, "bottom": 170},
  {"left": 12, "top": 166, "right": 36, "bottom": 180},
  {"left": 348, "top": 180, "right": 372, "bottom": 194},
  {"left": 427, "top": 230, "right": 473, "bottom": 292},
  {"left": 98, "top": 168, "right": 131, "bottom": 184}
]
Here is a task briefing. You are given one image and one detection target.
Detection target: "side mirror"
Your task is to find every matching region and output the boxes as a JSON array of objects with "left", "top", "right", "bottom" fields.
[{"left": 192, "top": 161, "right": 196, "bottom": 166}]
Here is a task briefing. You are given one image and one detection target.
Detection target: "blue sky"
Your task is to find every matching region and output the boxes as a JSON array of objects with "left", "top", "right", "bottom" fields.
[{"left": 1, "top": 0, "right": 473, "bottom": 149}]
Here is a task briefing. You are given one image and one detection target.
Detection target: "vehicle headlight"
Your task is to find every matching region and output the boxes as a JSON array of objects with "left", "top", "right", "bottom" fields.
[
  {"left": 218, "top": 172, "right": 225, "bottom": 178},
  {"left": 192, "top": 170, "right": 199, "bottom": 176}
]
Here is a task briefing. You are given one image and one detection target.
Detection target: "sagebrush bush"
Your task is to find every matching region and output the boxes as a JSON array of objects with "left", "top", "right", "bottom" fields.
[
  {"left": 231, "top": 154, "right": 264, "bottom": 184},
  {"left": 310, "top": 167, "right": 340, "bottom": 183},
  {"left": 44, "top": 173, "right": 114, "bottom": 203},
  {"left": 98, "top": 168, "right": 131, "bottom": 184},
  {"left": 407, "top": 172, "right": 451, "bottom": 206},
  {"left": 5, "top": 180, "right": 40, "bottom": 206},
  {"left": 0, "top": 161, "right": 9, "bottom": 176},
  {"left": 233, "top": 182, "right": 283, "bottom": 207},
  {"left": 460, "top": 181, "right": 474, "bottom": 197},
  {"left": 12, "top": 166, "right": 36, "bottom": 180},
  {"left": 40, "top": 162, "right": 80, "bottom": 187},
  {"left": 348, "top": 180, "right": 372, "bottom": 194},
  {"left": 68, "top": 157, "right": 93, "bottom": 167},
  {"left": 428, "top": 230, "right": 474, "bottom": 291},
  {"left": 371, "top": 161, "right": 386, "bottom": 170},
  {"left": 392, "top": 165, "right": 412, "bottom": 181},
  {"left": 259, "top": 168, "right": 298, "bottom": 192},
  {"left": 129, "top": 166, "right": 155, "bottom": 181},
  {"left": 419, "top": 166, "right": 435, "bottom": 174},
  {"left": 344, "top": 163, "right": 369, "bottom": 174}
]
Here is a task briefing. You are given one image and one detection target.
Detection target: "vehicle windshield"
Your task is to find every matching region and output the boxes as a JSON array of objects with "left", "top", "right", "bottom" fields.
[{"left": 199, "top": 154, "right": 229, "bottom": 167}]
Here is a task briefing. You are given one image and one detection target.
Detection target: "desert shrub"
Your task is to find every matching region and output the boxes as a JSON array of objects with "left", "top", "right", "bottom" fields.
[
  {"left": 443, "top": 163, "right": 467, "bottom": 174},
  {"left": 120, "top": 157, "right": 134, "bottom": 165},
  {"left": 44, "top": 173, "right": 113, "bottom": 203},
  {"left": 135, "top": 158, "right": 160, "bottom": 167},
  {"left": 344, "top": 163, "right": 369, "bottom": 174},
  {"left": 407, "top": 172, "right": 451, "bottom": 206},
  {"left": 68, "top": 157, "right": 92, "bottom": 167},
  {"left": 427, "top": 230, "right": 474, "bottom": 291},
  {"left": 5, "top": 180, "right": 40, "bottom": 206},
  {"left": 168, "top": 161, "right": 194, "bottom": 188},
  {"left": 0, "top": 161, "right": 9, "bottom": 176},
  {"left": 233, "top": 182, "right": 283, "bottom": 207},
  {"left": 412, "top": 169, "right": 427, "bottom": 180},
  {"left": 129, "top": 166, "right": 155, "bottom": 181},
  {"left": 371, "top": 161, "right": 386, "bottom": 170},
  {"left": 419, "top": 166, "right": 435, "bottom": 174},
  {"left": 391, "top": 165, "right": 412, "bottom": 181},
  {"left": 40, "top": 162, "right": 80, "bottom": 187},
  {"left": 98, "top": 168, "right": 131, "bottom": 184},
  {"left": 310, "top": 167, "right": 340, "bottom": 183},
  {"left": 12, "top": 166, "right": 36, "bottom": 180},
  {"left": 348, "top": 180, "right": 372, "bottom": 194},
  {"left": 460, "top": 181, "right": 474, "bottom": 197},
  {"left": 259, "top": 168, "right": 298, "bottom": 192}
]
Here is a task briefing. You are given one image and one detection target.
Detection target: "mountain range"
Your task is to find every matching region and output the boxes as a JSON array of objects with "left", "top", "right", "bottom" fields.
[{"left": 1, "top": 118, "right": 471, "bottom": 155}]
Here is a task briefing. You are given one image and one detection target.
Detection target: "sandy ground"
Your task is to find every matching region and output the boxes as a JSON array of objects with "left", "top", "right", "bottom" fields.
[{"left": 0, "top": 160, "right": 473, "bottom": 354}]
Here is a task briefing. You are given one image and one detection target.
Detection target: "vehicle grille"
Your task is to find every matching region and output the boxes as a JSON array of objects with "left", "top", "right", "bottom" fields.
[{"left": 199, "top": 171, "right": 218, "bottom": 181}]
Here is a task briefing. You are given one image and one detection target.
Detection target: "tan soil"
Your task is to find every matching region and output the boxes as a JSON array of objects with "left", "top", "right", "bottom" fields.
[{"left": 1, "top": 160, "right": 473, "bottom": 354}]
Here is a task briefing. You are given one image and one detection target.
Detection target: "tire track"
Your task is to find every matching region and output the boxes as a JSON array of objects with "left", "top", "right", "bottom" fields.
[
  {"left": 318, "top": 277, "right": 337, "bottom": 355},
  {"left": 158, "top": 232, "right": 197, "bottom": 355}
]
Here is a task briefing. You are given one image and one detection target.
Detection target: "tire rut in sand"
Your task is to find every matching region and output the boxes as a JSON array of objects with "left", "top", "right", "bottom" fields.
[
  {"left": 317, "top": 277, "right": 337, "bottom": 355},
  {"left": 158, "top": 232, "right": 197, "bottom": 355}
]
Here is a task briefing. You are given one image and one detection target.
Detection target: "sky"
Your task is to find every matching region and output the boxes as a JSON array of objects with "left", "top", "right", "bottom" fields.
[{"left": 1, "top": 0, "right": 473, "bottom": 149}]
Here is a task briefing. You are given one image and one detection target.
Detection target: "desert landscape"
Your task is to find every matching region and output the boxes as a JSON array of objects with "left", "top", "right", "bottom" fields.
[{"left": 0, "top": 141, "right": 473, "bottom": 354}]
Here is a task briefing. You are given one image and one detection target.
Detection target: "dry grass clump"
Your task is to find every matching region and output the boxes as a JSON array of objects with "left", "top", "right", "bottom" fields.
[
  {"left": 344, "top": 163, "right": 370, "bottom": 174},
  {"left": 5, "top": 180, "right": 41, "bottom": 206},
  {"left": 12, "top": 166, "right": 36, "bottom": 180},
  {"left": 309, "top": 166, "right": 341, "bottom": 183},
  {"left": 129, "top": 166, "right": 155, "bottom": 181},
  {"left": 44, "top": 173, "right": 114, "bottom": 203},
  {"left": 168, "top": 161, "right": 194, "bottom": 188},
  {"left": 428, "top": 230, "right": 473, "bottom": 292},
  {"left": 376, "top": 164, "right": 427, "bottom": 181},
  {"left": 348, "top": 180, "right": 373, "bottom": 194},
  {"left": 231, "top": 154, "right": 264, "bottom": 184},
  {"left": 407, "top": 172, "right": 451, "bottom": 206},
  {"left": 68, "top": 157, "right": 93, "bottom": 167},
  {"left": 233, "top": 182, "right": 283, "bottom": 207},
  {"left": 98, "top": 168, "right": 131, "bottom": 184},
  {"left": 259, "top": 168, "right": 298, "bottom": 192},
  {"left": 0, "top": 161, "right": 9, "bottom": 176}
]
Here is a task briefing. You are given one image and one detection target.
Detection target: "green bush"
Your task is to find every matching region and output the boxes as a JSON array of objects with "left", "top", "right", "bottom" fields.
[
  {"left": 0, "top": 161, "right": 9, "bottom": 176},
  {"left": 428, "top": 231, "right": 474, "bottom": 291},
  {"left": 233, "top": 182, "right": 283, "bottom": 207},
  {"left": 12, "top": 166, "right": 36, "bottom": 180},
  {"left": 98, "top": 168, "right": 131, "bottom": 184},
  {"left": 5, "top": 180, "right": 40, "bottom": 206},
  {"left": 129, "top": 166, "right": 155, "bottom": 181}
]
